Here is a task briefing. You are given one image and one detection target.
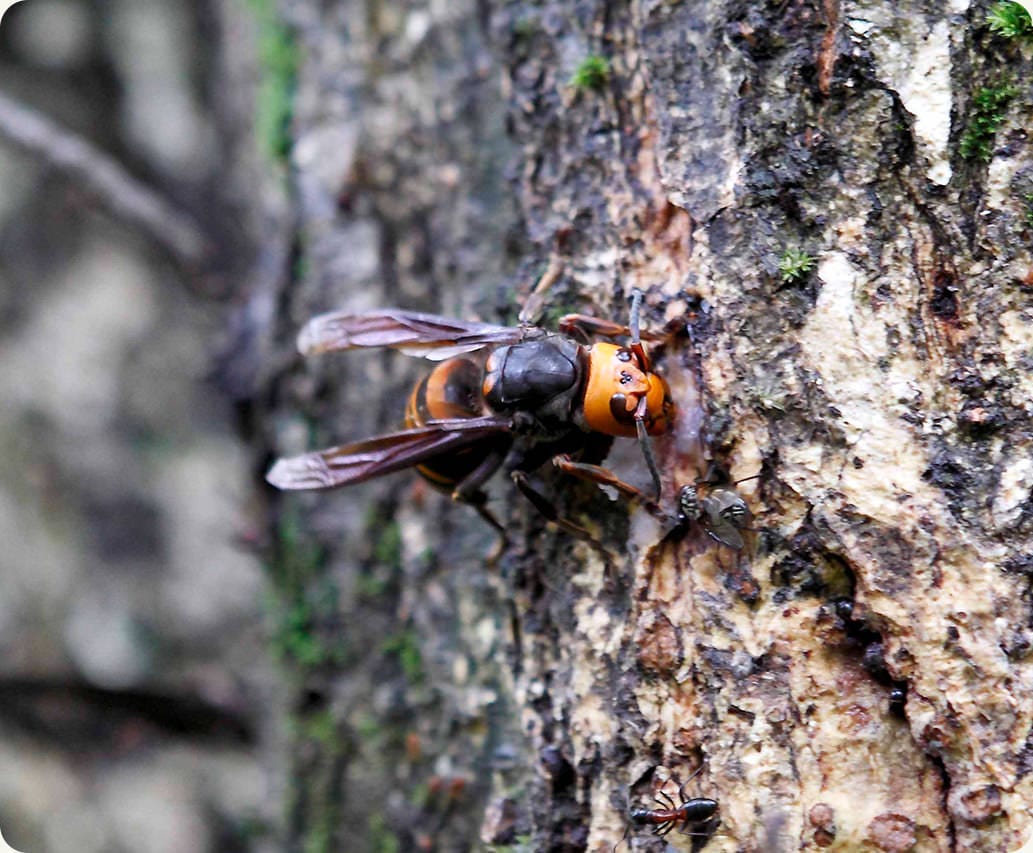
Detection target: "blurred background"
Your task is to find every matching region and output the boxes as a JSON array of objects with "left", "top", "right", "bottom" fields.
[{"left": 0, "top": 1, "right": 280, "bottom": 849}]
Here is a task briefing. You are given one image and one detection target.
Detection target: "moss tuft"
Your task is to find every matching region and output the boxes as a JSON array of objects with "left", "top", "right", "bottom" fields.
[
  {"left": 959, "top": 82, "right": 1018, "bottom": 163},
  {"left": 367, "top": 813, "right": 401, "bottom": 853},
  {"left": 570, "top": 55, "right": 610, "bottom": 91},
  {"left": 988, "top": 1, "right": 1033, "bottom": 39},
  {"left": 265, "top": 507, "right": 350, "bottom": 670},
  {"left": 373, "top": 520, "right": 403, "bottom": 568},
  {"left": 246, "top": 0, "right": 299, "bottom": 162},
  {"left": 382, "top": 630, "right": 424, "bottom": 683},
  {"left": 779, "top": 248, "right": 816, "bottom": 284}
]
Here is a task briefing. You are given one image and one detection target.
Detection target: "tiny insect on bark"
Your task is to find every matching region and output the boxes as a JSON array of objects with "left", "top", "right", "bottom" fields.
[
  {"left": 617, "top": 764, "right": 720, "bottom": 851},
  {"left": 628, "top": 792, "right": 719, "bottom": 839},
  {"left": 266, "top": 291, "right": 676, "bottom": 546},
  {"left": 675, "top": 464, "right": 758, "bottom": 550}
]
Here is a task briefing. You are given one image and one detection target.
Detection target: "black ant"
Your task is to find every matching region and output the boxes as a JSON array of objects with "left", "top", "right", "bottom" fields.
[
  {"left": 629, "top": 790, "right": 719, "bottom": 838},
  {"left": 616, "top": 765, "right": 720, "bottom": 850}
]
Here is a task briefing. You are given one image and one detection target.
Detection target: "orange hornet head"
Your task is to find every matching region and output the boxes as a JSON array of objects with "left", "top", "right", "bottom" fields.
[{"left": 580, "top": 343, "right": 675, "bottom": 437}]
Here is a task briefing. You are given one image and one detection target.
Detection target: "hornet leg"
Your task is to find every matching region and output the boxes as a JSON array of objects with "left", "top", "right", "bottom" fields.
[
  {"left": 510, "top": 470, "right": 613, "bottom": 557},
  {"left": 552, "top": 455, "right": 672, "bottom": 523},
  {"left": 452, "top": 450, "right": 508, "bottom": 561}
]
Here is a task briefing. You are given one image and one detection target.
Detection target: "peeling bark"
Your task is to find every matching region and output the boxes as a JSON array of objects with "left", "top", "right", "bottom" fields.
[{"left": 259, "top": 1, "right": 1033, "bottom": 851}]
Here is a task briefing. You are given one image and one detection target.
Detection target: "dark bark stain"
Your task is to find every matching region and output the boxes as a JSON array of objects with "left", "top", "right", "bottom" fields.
[
  {"left": 771, "top": 528, "right": 853, "bottom": 602},
  {"left": 537, "top": 742, "right": 591, "bottom": 852},
  {"left": 814, "top": 598, "right": 911, "bottom": 719},
  {"left": 930, "top": 267, "right": 960, "bottom": 324},
  {"left": 923, "top": 449, "right": 976, "bottom": 521},
  {"left": 816, "top": 0, "right": 840, "bottom": 97},
  {"left": 636, "top": 613, "right": 683, "bottom": 677},
  {"left": 1016, "top": 727, "right": 1033, "bottom": 781}
]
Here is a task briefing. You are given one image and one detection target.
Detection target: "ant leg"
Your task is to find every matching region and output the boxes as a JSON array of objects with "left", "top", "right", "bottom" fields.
[
  {"left": 510, "top": 471, "right": 612, "bottom": 555},
  {"left": 552, "top": 455, "right": 671, "bottom": 523},
  {"left": 656, "top": 790, "right": 676, "bottom": 810}
]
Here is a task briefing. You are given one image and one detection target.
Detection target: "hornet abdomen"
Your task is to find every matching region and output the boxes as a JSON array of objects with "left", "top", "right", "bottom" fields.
[{"left": 405, "top": 357, "right": 503, "bottom": 491}]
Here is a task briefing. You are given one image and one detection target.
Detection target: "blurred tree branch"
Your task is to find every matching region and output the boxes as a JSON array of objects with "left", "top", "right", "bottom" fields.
[{"left": 0, "top": 90, "right": 212, "bottom": 270}]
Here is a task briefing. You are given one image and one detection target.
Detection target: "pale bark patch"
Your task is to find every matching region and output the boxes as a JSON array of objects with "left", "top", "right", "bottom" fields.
[{"left": 846, "top": 6, "right": 954, "bottom": 185}]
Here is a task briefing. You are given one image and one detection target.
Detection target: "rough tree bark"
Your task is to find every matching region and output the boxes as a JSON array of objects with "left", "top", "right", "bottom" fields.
[{"left": 256, "top": 1, "right": 1033, "bottom": 851}]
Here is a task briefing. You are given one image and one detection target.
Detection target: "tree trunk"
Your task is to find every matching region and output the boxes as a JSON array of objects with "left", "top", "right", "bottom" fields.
[{"left": 258, "top": 1, "right": 1033, "bottom": 851}]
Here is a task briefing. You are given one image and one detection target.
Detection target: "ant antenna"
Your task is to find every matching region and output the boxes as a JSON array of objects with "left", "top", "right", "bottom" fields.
[
  {"left": 613, "top": 823, "right": 633, "bottom": 853},
  {"left": 675, "top": 759, "right": 707, "bottom": 801}
]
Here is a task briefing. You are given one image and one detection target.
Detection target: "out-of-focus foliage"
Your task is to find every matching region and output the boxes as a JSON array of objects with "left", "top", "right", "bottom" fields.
[{"left": 0, "top": 2, "right": 275, "bottom": 851}]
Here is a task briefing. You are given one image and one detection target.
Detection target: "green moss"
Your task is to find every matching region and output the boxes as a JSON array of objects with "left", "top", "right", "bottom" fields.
[
  {"left": 373, "top": 520, "right": 403, "bottom": 568},
  {"left": 356, "top": 509, "right": 403, "bottom": 598},
  {"left": 570, "top": 55, "right": 610, "bottom": 91},
  {"left": 268, "top": 503, "right": 325, "bottom": 591},
  {"left": 536, "top": 290, "right": 584, "bottom": 329},
  {"left": 988, "top": 1, "right": 1033, "bottom": 39},
  {"left": 367, "top": 813, "right": 401, "bottom": 853},
  {"left": 271, "top": 587, "right": 350, "bottom": 668},
  {"left": 409, "top": 781, "right": 431, "bottom": 809},
  {"left": 778, "top": 248, "right": 816, "bottom": 284},
  {"left": 354, "top": 711, "right": 383, "bottom": 743},
  {"left": 301, "top": 709, "right": 341, "bottom": 748},
  {"left": 382, "top": 630, "right": 424, "bottom": 683},
  {"left": 289, "top": 698, "right": 353, "bottom": 850},
  {"left": 288, "top": 705, "right": 348, "bottom": 853},
  {"left": 265, "top": 509, "right": 349, "bottom": 669},
  {"left": 1024, "top": 193, "right": 1033, "bottom": 228},
  {"left": 246, "top": 0, "right": 299, "bottom": 162},
  {"left": 293, "top": 252, "right": 310, "bottom": 283},
  {"left": 302, "top": 822, "right": 333, "bottom": 853},
  {"left": 274, "top": 600, "right": 324, "bottom": 666},
  {"left": 959, "top": 82, "right": 1018, "bottom": 162},
  {"left": 355, "top": 571, "right": 390, "bottom": 599}
]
